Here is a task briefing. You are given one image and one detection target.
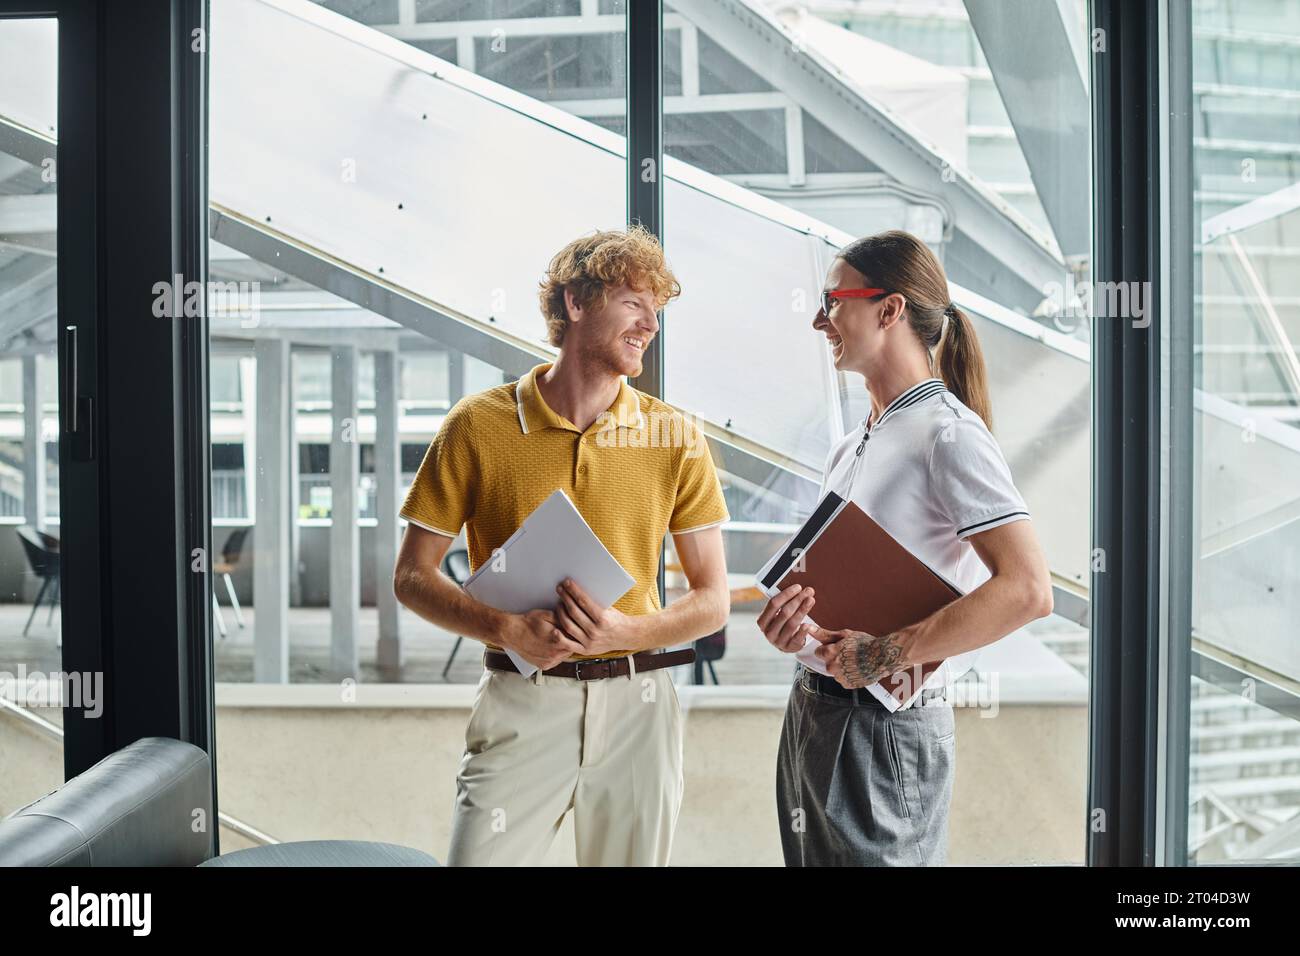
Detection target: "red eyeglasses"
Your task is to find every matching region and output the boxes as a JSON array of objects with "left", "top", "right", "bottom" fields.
[{"left": 821, "top": 288, "right": 887, "bottom": 316}]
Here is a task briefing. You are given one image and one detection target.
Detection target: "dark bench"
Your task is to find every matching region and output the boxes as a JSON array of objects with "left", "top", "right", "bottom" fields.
[{"left": 0, "top": 736, "right": 439, "bottom": 867}]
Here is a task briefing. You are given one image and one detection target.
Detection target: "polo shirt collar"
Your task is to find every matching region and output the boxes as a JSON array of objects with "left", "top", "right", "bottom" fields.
[
  {"left": 515, "top": 362, "right": 646, "bottom": 435},
  {"left": 868, "top": 376, "right": 947, "bottom": 429}
]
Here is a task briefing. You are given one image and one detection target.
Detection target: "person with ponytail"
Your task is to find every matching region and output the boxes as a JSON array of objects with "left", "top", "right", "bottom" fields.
[{"left": 757, "top": 230, "right": 1053, "bottom": 866}]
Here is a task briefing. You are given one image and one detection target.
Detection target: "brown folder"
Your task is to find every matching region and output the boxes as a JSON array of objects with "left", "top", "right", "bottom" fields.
[{"left": 756, "top": 492, "right": 962, "bottom": 708}]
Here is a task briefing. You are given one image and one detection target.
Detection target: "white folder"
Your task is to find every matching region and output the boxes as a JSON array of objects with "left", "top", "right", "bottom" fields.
[{"left": 461, "top": 489, "right": 636, "bottom": 677}]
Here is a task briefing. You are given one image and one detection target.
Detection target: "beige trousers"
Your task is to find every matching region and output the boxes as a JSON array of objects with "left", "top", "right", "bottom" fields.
[{"left": 445, "top": 661, "right": 685, "bottom": 866}]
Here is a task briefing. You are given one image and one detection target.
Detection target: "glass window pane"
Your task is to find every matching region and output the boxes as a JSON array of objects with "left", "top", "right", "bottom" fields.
[
  {"left": 201, "top": 0, "right": 1095, "bottom": 867},
  {"left": 1189, "top": 0, "right": 1300, "bottom": 863},
  {"left": 473, "top": 32, "right": 625, "bottom": 101},
  {"left": 665, "top": 110, "right": 787, "bottom": 174},
  {"left": 663, "top": 0, "right": 1092, "bottom": 866},
  {"left": 206, "top": 0, "right": 625, "bottom": 860},
  {"left": 0, "top": 16, "right": 63, "bottom": 821},
  {"left": 416, "top": 0, "right": 581, "bottom": 22},
  {"left": 319, "top": 0, "right": 399, "bottom": 25}
]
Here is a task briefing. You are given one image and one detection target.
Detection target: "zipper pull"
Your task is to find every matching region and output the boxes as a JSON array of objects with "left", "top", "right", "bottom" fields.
[{"left": 855, "top": 424, "right": 869, "bottom": 456}]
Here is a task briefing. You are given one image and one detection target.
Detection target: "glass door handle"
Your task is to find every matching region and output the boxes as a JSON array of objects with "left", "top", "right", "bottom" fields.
[{"left": 62, "top": 324, "right": 77, "bottom": 434}]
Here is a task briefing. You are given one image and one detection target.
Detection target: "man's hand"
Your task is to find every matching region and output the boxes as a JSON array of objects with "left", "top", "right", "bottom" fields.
[
  {"left": 814, "top": 628, "right": 906, "bottom": 689},
  {"left": 757, "top": 583, "right": 816, "bottom": 653},
  {"left": 553, "top": 578, "right": 638, "bottom": 657},
  {"left": 501, "top": 608, "right": 587, "bottom": 670}
]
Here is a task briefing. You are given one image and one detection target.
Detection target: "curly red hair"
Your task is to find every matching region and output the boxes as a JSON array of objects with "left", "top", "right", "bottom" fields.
[{"left": 538, "top": 225, "right": 681, "bottom": 347}]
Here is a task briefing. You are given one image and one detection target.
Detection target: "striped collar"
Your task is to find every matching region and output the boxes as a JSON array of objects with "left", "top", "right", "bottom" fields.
[
  {"left": 866, "top": 377, "right": 947, "bottom": 430},
  {"left": 515, "top": 362, "right": 646, "bottom": 435}
]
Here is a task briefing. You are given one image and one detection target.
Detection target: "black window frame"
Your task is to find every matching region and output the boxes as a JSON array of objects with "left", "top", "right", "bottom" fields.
[
  {"left": 0, "top": 0, "right": 217, "bottom": 858},
  {"left": 1088, "top": 0, "right": 1195, "bottom": 867}
]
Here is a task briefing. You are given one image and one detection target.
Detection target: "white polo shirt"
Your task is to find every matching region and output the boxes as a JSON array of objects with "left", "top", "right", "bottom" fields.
[{"left": 797, "top": 377, "right": 1031, "bottom": 700}]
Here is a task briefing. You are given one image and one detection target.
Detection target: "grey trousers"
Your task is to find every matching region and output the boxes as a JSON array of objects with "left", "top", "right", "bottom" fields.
[{"left": 776, "top": 665, "right": 956, "bottom": 866}]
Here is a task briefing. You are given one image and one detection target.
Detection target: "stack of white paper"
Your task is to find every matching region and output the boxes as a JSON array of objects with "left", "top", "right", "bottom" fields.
[{"left": 461, "top": 489, "right": 636, "bottom": 677}]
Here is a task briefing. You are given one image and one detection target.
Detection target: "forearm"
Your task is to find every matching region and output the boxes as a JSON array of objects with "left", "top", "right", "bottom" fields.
[
  {"left": 897, "top": 574, "right": 1046, "bottom": 668},
  {"left": 835, "top": 576, "right": 1043, "bottom": 688},
  {"left": 393, "top": 565, "right": 513, "bottom": 646},
  {"left": 620, "top": 584, "right": 730, "bottom": 653},
  {"left": 832, "top": 520, "right": 1054, "bottom": 689}
]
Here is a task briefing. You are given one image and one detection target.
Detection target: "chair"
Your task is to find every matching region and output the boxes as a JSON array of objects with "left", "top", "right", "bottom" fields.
[
  {"left": 440, "top": 547, "right": 472, "bottom": 680},
  {"left": 690, "top": 584, "right": 764, "bottom": 685},
  {"left": 212, "top": 527, "right": 249, "bottom": 638},
  {"left": 0, "top": 736, "right": 440, "bottom": 867},
  {"left": 16, "top": 526, "right": 59, "bottom": 638},
  {"left": 661, "top": 566, "right": 759, "bottom": 686},
  {"left": 693, "top": 627, "right": 725, "bottom": 685}
]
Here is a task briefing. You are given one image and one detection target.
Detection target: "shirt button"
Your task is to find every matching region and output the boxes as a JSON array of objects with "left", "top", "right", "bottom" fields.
[{"left": 577, "top": 464, "right": 587, "bottom": 475}]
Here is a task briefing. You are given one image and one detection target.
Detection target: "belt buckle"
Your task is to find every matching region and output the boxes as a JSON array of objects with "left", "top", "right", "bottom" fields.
[
  {"left": 572, "top": 658, "right": 611, "bottom": 681},
  {"left": 813, "top": 671, "right": 844, "bottom": 700}
]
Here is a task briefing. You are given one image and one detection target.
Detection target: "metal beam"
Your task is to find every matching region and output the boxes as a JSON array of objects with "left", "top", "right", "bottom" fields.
[
  {"left": 329, "top": 343, "right": 360, "bottom": 679},
  {"left": 1089, "top": 0, "right": 1156, "bottom": 869},
  {"left": 627, "top": 0, "right": 663, "bottom": 399},
  {"left": 208, "top": 206, "right": 818, "bottom": 512},
  {"left": 0, "top": 269, "right": 54, "bottom": 341},
  {"left": 211, "top": 310, "right": 396, "bottom": 331},
  {"left": 1158, "top": 0, "right": 1197, "bottom": 867},
  {"left": 448, "top": 349, "right": 465, "bottom": 404},
  {"left": 210, "top": 324, "right": 402, "bottom": 351},
  {"left": 253, "top": 337, "right": 291, "bottom": 683},
  {"left": 0, "top": 113, "right": 53, "bottom": 168},
  {"left": 0, "top": 193, "right": 54, "bottom": 233},
  {"left": 1200, "top": 181, "right": 1300, "bottom": 244},
  {"left": 628, "top": 0, "right": 666, "bottom": 607},
  {"left": 0, "top": 257, "right": 56, "bottom": 342},
  {"left": 289, "top": 348, "right": 303, "bottom": 609},
  {"left": 374, "top": 349, "right": 401, "bottom": 673},
  {"left": 1087, "top": 0, "right": 1196, "bottom": 869},
  {"left": 0, "top": 153, "right": 29, "bottom": 186},
  {"left": 965, "top": 0, "right": 1091, "bottom": 258},
  {"left": 1192, "top": 641, "right": 1300, "bottom": 722},
  {"left": 210, "top": 206, "right": 544, "bottom": 379},
  {"left": 669, "top": 0, "right": 1065, "bottom": 309},
  {"left": 21, "top": 353, "right": 46, "bottom": 531}
]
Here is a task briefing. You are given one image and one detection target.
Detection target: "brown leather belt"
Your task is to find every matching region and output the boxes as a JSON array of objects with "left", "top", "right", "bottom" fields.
[{"left": 484, "top": 648, "right": 696, "bottom": 681}]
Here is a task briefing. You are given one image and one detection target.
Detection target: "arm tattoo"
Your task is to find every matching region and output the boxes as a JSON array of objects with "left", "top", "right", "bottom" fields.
[{"left": 840, "top": 631, "right": 904, "bottom": 687}]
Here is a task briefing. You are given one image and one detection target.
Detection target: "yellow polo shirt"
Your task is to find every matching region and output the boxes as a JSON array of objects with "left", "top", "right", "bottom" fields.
[{"left": 399, "top": 362, "right": 730, "bottom": 660}]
